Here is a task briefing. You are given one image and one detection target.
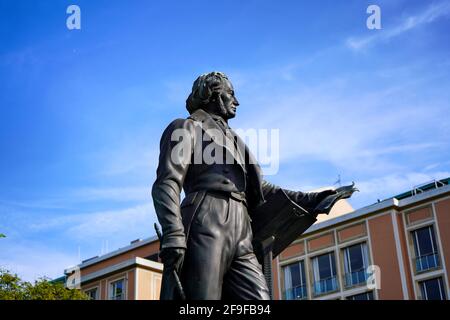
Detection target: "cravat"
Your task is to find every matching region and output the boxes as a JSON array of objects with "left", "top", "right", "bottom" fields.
[
  {"left": 215, "top": 118, "right": 246, "bottom": 167},
  {"left": 214, "top": 116, "right": 229, "bottom": 132}
]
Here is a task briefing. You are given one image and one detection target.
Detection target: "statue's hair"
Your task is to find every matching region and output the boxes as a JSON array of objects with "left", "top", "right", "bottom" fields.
[{"left": 186, "top": 71, "right": 230, "bottom": 114}]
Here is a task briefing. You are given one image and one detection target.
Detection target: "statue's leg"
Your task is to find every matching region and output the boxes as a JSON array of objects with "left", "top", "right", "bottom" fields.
[
  {"left": 222, "top": 201, "right": 270, "bottom": 300},
  {"left": 180, "top": 192, "right": 235, "bottom": 300}
]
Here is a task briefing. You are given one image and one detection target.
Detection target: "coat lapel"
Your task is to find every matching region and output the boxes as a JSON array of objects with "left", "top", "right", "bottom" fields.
[{"left": 189, "top": 109, "right": 245, "bottom": 171}]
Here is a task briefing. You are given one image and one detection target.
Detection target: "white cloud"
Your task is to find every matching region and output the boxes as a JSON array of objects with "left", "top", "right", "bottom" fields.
[
  {"left": 358, "top": 171, "right": 450, "bottom": 196},
  {"left": 353, "top": 171, "right": 450, "bottom": 205},
  {"left": 1, "top": 202, "right": 158, "bottom": 282},
  {"left": 0, "top": 241, "right": 78, "bottom": 282},
  {"left": 357, "top": 142, "right": 442, "bottom": 157},
  {"left": 28, "top": 203, "right": 156, "bottom": 241},
  {"left": 284, "top": 171, "right": 450, "bottom": 210},
  {"left": 232, "top": 74, "right": 446, "bottom": 175},
  {"left": 347, "top": 1, "right": 450, "bottom": 50},
  {"left": 72, "top": 186, "right": 150, "bottom": 202},
  {"left": 89, "top": 146, "right": 158, "bottom": 178},
  {"left": 68, "top": 203, "right": 155, "bottom": 239}
]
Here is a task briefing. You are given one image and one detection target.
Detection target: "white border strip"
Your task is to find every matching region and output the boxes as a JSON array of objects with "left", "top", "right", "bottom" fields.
[{"left": 391, "top": 210, "right": 409, "bottom": 299}]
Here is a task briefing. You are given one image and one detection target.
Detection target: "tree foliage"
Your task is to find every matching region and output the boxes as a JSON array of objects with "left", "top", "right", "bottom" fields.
[{"left": 0, "top": 269, "right": 89, "bottom": 300}]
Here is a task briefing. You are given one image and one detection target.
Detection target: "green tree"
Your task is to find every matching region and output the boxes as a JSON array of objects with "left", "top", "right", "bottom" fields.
[
  {"left": 0, "top": 270, "right": 24, "bottom": 300},
  {"left": 0, "top": 234, "right": 5, "bottom": 238},
  {"left": 0, "top": 269, "right": 89, "bottom": 300}
]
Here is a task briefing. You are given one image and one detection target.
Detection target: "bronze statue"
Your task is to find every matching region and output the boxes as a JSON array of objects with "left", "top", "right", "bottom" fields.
[{"left": 152, "top": 71, "right": 356, "bottom": 300}]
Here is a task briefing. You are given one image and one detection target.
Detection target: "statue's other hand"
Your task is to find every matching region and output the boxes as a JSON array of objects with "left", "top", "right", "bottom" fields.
[{"left": 159, "top": 247, "right": 185, "bottom": 273}]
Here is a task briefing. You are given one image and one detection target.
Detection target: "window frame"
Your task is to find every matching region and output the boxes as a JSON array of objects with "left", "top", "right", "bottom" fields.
[
  {"left": 311, "top": 251, "right": 339, "bottom": 297},
  {"left": 411, "top": 224, "right": 440, "bottom": 274},
  {"left": 108, "top": 277, "right": 126, "bottom": 300},
  {"left": 419, "top": 276, "right": 447, "bottom": 300},
  {"left": 84, "top": 286, "right": 99, "bottom": 300},
  {"left": 342, "top": 242, "right": 370, "bottom": 288},
  {"left": 345, "top": 291, "right": 374, "bottom": 300},
  {"left": 282, "top": 260, "right": 307, "bottom": 300}
]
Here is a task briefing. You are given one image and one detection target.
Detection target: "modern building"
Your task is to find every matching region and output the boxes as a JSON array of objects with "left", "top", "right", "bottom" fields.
[
  {"left": 63, "top": 178, "right": 450, "bottom": 300},
  {"left": 276, "top": 178, "right": 450, "bottom": 300}
]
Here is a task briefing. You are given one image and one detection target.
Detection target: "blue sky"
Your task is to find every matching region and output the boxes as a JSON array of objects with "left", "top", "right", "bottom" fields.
[{"left": 1, "top": 0, "right": 449, "bottom": 281}]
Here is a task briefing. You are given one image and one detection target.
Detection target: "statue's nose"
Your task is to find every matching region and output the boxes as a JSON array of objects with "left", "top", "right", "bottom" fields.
[{"left": 234, "top": 97, "right": 240, "bottom": 106}]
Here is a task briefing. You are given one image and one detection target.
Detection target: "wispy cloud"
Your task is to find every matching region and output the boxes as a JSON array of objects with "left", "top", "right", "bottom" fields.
[
  {"left": 87, "top": 145, "right": 158, "bottom": 178},
  {"left": 284, "top": 170, "right": 450, "bottom": 209},
  {"left": 0, "top": 198, "right": 68, "bottom": 210},
  {"left": 72, "top": 186, "right": 151, "bottom": 202},
  {"left": 28, "top": 203, "right": 156, "bottom": 240},
  {"left": 347, "top": 1, "right": 450, "bottom": 50},
  {"left": 231, "top": 70, "right": 447, "bottom": 175},
  {"left": 0, "top": 185, "right": 152, "bottom": 213},
  {"left": 1, "top": 200, "right": 157, "bottom": 281},
  {"left": 354, "top": 170, "right": 450, "bottom": 204},
  {"left": 357, "top": 142, "right": 442, "bottom": 157},
  {"left": 0, "top": 241, "right": 79, "bottom": 282}
]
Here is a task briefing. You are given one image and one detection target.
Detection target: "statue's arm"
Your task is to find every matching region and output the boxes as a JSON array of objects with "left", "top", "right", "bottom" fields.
[
  {"left": 151, "top": 119, "right": 195, "bottom": 251},
  {"left": 261, "top": 180, "right": 334, "bottom": 213}
]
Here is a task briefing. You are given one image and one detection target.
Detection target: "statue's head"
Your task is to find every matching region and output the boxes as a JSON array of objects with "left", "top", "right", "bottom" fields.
[{"left": 186, "top": 71, "right": 240, "bottom": 120}]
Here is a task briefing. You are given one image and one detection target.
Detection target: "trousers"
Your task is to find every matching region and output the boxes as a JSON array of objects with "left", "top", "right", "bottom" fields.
[{"left": 180, "top": 192, "right": 270, "bottom": 300}]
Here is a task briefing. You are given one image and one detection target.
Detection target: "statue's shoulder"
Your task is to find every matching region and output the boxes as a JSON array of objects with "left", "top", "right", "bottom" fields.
[
  {"left": 160, "top": 117, "right": 196, "bottom": 138},
  {"left": 167, "top": 117, "right": 192, "bottom": 128},
  {"left": 161, "top": 109, "right": 207, "bottom": 139}
]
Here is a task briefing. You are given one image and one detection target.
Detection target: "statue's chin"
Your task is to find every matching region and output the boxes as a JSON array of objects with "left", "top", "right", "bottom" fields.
[{"left": 226, "top": 110, "right": 236, "bottom": 119}]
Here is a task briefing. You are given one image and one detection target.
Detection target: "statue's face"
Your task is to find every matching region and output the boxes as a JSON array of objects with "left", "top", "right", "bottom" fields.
[{"left": 218, "top": 79, "right": 240, "bottom": 119}]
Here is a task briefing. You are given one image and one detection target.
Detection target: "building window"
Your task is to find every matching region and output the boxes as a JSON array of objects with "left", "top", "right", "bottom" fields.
[
  {"left": 346, "top": 291, "right": 374, "bottom": 300},
  {"left": 85, "top": 287, "right": 98, "bottom": 300},
  {"left": 419, "top": 277, "right": 446, "bottom": 300},
  {"left": 343, "top": 243, "right": 369, "bottom": 288},
  {"left": 412, "top": 225, "right": 440, "bottom": 273},
  {"left": 283, "top": 261, "right": 307, "bottom": 300},
  {"left": 312, "top": 252, "right": 338, "bottom": 296},
  {"left": 109, "top": 279, "right": 125, "bottom": 300}
]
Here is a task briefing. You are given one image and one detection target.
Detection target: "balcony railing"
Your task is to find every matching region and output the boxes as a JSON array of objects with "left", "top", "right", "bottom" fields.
[
  {"left": 415, "top": 252, "right": 440, "bottom": 273},
  {"left": 110, "top": 293, "right": 124, "bottom": 300},
  {"left": 284, "top": 285, "right": 307, "bottom": 300},
  {"left": 345, "top": 268, "right": 369, "bottom": 288},
  {"left": 313, "top": 276, "right": 338, "bottom": 296}
]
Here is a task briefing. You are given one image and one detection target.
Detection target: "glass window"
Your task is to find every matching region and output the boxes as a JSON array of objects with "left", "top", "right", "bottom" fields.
[
  {"left": 343, "top": 243, "right": 369, "bottom": 287},
  {"left": 419, "top": 277, "right": 446, "bottom": 300},
  {"left": 109, "top": 279, "right": 125, "bottom": 300},
  {"left": 283, "top": 261, "right": 307, "bottom": 300},
  {"left": 312, "top": 252, "right": 338, "bottom": 296},
  {"left": 412, "top": 226, "right": 440, "bottom": 272},
  {"left": 85, "top": 287, "right": 98, "bottom": 300},
  {"left": 346, "top": 291, "right": 374, "bottom": 300}
]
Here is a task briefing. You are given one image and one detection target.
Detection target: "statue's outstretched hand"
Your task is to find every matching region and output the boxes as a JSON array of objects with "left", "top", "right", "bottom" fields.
[
  {"left": 334, "top": 182, "right": 359, "bottom": 200},
  {"left": 313, "top": 182, "right": 358, "bottom": 215}
]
